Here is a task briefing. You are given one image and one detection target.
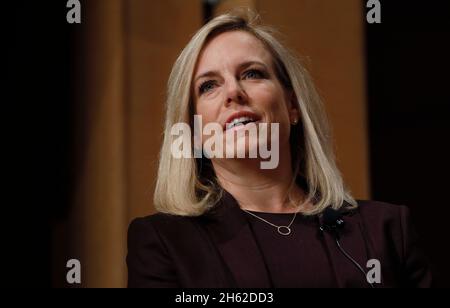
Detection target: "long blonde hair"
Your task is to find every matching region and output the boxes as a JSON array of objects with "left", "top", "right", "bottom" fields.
[{"left": 154, "top": 10, "right": 357, "bottom": 216}]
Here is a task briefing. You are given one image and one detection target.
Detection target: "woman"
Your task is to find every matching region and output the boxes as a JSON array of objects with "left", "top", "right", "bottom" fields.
[{"left": 127, "top": 11, "right": 432, "bottom": 288}]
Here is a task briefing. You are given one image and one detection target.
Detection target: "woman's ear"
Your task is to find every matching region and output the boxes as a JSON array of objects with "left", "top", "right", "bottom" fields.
[{"left": 287, "top": 90, "right": 300, "bottom": 125}]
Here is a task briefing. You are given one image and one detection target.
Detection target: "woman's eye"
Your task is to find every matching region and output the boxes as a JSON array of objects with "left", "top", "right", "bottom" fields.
[
  {"left": 243, "top": 69, "right": 264, "bottom": 79},
  {"left": 199, "top": 80, "right": 216, "bottom": 94}
]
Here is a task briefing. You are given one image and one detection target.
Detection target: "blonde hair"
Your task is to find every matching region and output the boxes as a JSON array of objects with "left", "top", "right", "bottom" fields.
[{"left": 154, "top": 10, "right": 357, "bottom": 216}]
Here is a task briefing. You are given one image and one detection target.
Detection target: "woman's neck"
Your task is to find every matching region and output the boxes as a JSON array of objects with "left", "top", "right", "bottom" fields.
[{"left": 212, "top": 156, "right": 307, "bottom": 214}]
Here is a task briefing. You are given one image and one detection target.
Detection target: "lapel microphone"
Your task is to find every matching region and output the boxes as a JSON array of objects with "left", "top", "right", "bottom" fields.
[
  {"left": 320, "top": 207, "right": 375, "bottom": 288},
  {"left": 320, "top": 207, "right": 345, "bottom": 238}
]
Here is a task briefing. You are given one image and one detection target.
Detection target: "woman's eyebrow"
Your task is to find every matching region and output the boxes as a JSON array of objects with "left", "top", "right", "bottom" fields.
[
  {"left": 194, "top": 60, "right": 269, "bottom": 84},
  {"left": 237, "top": 60, "right": 268, "bottom": 71},
  {"left": 194, "top": 71, "right": 218, "bottom": 84}
]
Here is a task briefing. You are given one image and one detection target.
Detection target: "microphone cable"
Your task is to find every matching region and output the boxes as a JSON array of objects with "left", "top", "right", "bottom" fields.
[
  {"left": 321, "top": 207, "right": 375, "bottom": 288},
  {"left": 334, "top": 237, "right": 375, "bottom": 288}
]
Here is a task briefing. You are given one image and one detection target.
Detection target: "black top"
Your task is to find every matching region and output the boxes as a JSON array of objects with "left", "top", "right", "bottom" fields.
[
  {"left": 243, "top": 210, "right": 337, "bottom": 287},
  {"left": 127, "top": 189, "right": 433, "bottom": 287}
]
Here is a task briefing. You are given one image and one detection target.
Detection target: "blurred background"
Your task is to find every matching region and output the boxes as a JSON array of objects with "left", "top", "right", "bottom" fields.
[{"left": 7, "top": 0, "right": 449, "bottom": 287}]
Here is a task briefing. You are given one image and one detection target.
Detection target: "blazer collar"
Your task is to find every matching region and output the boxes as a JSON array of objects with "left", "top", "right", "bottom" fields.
[
  {"left": 199, "top": 189, "right": 372, "bottom": 288},
  {"left": 201, "top": 190, "right": 273, "bottom": 288},
  {"left": 316, "top": 202, "right": 374, "bottom": 287}
]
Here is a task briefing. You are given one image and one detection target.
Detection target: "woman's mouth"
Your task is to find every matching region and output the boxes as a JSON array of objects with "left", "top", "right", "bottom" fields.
[
  {"left": 224, "top": 111, "right": 261, "bottom": 131},
  {"left": 225, "top": 116, "right": 258, "bottom": 130}
]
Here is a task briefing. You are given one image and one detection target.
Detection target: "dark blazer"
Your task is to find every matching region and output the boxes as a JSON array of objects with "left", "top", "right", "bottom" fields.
[{"left": 127, "top": 191, "right": 432, "bottom": 288}]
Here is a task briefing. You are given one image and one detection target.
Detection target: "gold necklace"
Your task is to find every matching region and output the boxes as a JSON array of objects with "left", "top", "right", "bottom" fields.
[{"left": 242, "top": 208, "right": 300, "bottom": 236}]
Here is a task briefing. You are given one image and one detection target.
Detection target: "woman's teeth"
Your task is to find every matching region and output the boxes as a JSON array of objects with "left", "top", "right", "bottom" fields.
[{"left": 226, "top": 117, "right": 255, "bottom": 130}]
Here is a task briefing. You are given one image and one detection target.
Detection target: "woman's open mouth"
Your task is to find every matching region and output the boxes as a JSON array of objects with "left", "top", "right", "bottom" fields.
[
  {"left": 224, "top": 111, "right": 261, "bottom": 131},
  {"left": 225, "top": 116, "right": 258, "bottom": 131}
]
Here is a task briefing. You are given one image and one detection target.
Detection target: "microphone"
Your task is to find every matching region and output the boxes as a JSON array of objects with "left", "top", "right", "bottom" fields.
[
  {"left": 320, "top": 207, "right": 345, "bottom": 237},
  {"left": 320, "top": 207, "right": 375, "bottom": 288}
]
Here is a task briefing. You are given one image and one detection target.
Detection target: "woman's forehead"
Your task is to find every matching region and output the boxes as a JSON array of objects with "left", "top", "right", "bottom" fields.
[{"left": 195, "top": 31, "right": 272, "bottom": 73}]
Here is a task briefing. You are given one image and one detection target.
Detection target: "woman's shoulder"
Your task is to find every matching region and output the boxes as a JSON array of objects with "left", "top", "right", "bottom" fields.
[
  {"left": 130, "top": 212, "right": 191, "bottom": 224},
  {"left": 128, "top": 212, "right": 201, "bottom": 239},
  {"left": 351, "top": 199, "right": 415, "bottom": 232},
  {"left": 354, "top": 199, "right": 411, "bottom": 215},
  {"left": 357, "top": 198, "right": 406, "bottom": 207},
  {"left": 354, "top": 199, "right": 410, "bottom": 215}
]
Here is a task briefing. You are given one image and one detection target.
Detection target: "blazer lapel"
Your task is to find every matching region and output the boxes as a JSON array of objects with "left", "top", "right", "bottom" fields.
[
  {"left": 201, "top": 190, "right": 272, "bottom": 288},
  {"left": 319, "top": 209, "right": 373, "bottom": 288}
]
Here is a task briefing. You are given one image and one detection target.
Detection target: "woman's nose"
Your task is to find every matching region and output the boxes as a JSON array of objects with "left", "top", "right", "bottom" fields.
[{"left": 225, "top": 78, "right": 247, "bottom": 106}]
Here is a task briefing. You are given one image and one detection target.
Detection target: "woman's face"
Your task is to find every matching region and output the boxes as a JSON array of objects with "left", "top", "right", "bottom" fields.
[{"left": 192, "top": 30, "right": 298, "bottom": 161}]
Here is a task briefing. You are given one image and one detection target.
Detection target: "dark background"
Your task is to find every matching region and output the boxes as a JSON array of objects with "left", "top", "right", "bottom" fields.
[
  {"left": 6, "top": 0, "right": 76, "bottom": 287},
  {"left": 365, "top": 1, "right": 450, "bottom": 287},
  {"left": 6, "top": 0, "right": 450, "bottom": 287}
]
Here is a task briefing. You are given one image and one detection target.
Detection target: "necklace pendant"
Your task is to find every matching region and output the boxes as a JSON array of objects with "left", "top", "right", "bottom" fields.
[{"left": 277, "top": 226, "right": 291, "bottom": 236}]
